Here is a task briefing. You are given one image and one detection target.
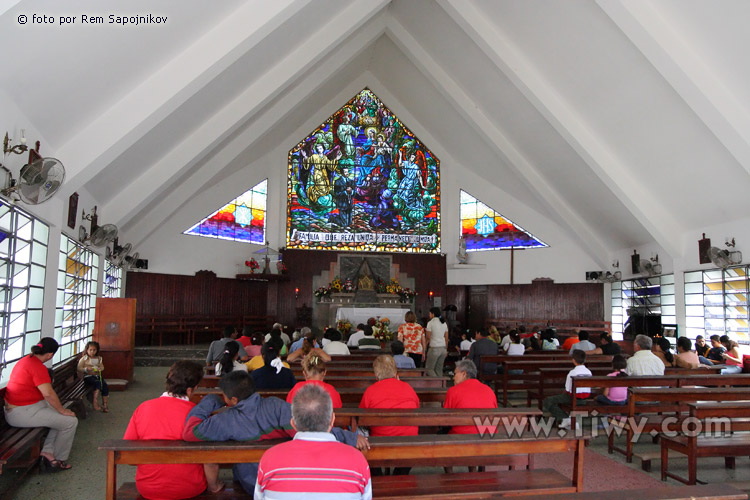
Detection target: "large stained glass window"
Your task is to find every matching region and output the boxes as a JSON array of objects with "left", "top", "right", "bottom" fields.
[
  {"left": 287, "top": 88, "right": 440, "bottom": 253},
  {"left": 459, "top": 190, "right": 546, "bottom": 251},
  {"left": 184, "top": 179, "right": 267, "bottom": 244}
]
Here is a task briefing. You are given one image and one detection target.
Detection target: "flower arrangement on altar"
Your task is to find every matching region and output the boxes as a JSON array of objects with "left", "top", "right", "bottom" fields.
[
  {"left": 372, "top": 317, "right": 393, "bottom": 342},
  {"left": 245, "top": 258, "right": 259, "bottom": 272},
  {"left": 330, "top": 276, "right": 343, "bottom": 293},
  {"left": 343, "top": 278, "right": 354, "bottom": 293},
  {"left": 314, "top": 286, "right": 332, "bottom": 299},
  {"left": 398, "top": 287, "right": 417, "bottom": 302},
  {"left": 337, "top": 318, "right": 353, "bottom": 334}
]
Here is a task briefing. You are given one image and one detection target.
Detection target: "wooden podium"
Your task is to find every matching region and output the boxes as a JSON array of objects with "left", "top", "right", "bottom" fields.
[{"left": 94, "top": 298, "right": 136, "bottom": 384}]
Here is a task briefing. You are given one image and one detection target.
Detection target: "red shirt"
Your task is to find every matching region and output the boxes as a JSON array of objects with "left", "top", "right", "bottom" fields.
[
  {"left": 561, "top": 337, "right": 579, "bottom": 351},
  {"left": 5, "top": 355, "right": 50, "bottom": 406},
  {"left": 257, "top": 433, "right": 371, "bottom": 498},
  {"left": 359, "top": 378, "right": 419, "bottom": 436},
  {"left": 237, "top": 337, "right": 253, "bottom": 349},
  {"left": 443, "top": 378, "right": 498, "bottom": 434},
  {"left": 124, "top": 396, "right": 207, "bottom": 500},
  {"left": 287, "top": 380, "right": 343, "bottom": 408}
]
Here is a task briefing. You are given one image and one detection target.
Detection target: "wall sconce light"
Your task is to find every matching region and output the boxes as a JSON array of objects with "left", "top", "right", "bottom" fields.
[
  {"left": 429, "top": 290, "right": 434, "bottom": 303},
  {"left": 295, "top": 288, "right": 299, "bottom": 300},
  {"left": 3, "top": 130, "right": 28, "bottom": 156}
]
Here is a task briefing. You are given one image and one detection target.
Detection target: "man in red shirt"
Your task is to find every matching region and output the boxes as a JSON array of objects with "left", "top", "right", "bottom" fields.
[
  {"left": 256, "top": 384, "right": 372, "bottom": 499},
  {"left": 443, "top": 359, "right": 498, "bottom": 434},
  {"left": 124, "top": 361, "right": 222, "bottom": 499},
  {"left": 360, "top": 354, "right": 419, "bottom": 476}
]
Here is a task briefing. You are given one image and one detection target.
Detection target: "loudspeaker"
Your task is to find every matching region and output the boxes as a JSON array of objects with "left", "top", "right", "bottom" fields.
[
  {"left": 698, "top": 234, "right": 711, "bottom": 264},
  {"left": 585, "top": 271, "right": 602, "bottom": 281}
]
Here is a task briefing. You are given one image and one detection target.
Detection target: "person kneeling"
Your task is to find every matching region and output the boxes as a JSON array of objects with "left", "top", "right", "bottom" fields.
[{"left": 256, "top": 384, "right": 372, "bottom": 499}]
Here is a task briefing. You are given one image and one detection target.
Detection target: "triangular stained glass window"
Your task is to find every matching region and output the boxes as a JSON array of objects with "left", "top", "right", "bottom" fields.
[
  {"left": 460, "top": 190, "right": 547, "bottom": 251},
  {"left": 184, "top": 179, "right": 267, "bottom": 244},
  {"left": 286, "top": 88, "right": 440, "bottom": 253}
]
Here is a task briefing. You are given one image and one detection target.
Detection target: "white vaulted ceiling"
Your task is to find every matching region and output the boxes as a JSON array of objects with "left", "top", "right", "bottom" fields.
[{"left": 1, "top": 0, "right": 749, "bottom": 269}]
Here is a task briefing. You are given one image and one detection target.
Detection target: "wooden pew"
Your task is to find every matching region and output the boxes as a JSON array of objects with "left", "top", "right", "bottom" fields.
[
  {"left": 525, "top": 366, "right": 613, "bottom": 409},
  {"left": 662, "top": 402, "right": 750, "bottom": 485},
  {"left": 290, "top": 367, "right": 428, "bottom": 377},
  {"left": 608, "top": 385, "right": 750, "bottom": 463},
  {"left": 199, "top": 374, "right": 448, "bottom": 389},
  {"left": 100, "top": 431, "right": 588, "bottom": 500},
  {"left": 191, "top": 387, "right": 449, "bottom": 406},
  {"left": 517, "top": 484, "right": 747, "bottom": 500}
]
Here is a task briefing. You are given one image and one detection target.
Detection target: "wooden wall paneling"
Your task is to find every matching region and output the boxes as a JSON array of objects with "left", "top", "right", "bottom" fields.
[{"left": 446, "top": 286, "right": 467, "bottom": 328}]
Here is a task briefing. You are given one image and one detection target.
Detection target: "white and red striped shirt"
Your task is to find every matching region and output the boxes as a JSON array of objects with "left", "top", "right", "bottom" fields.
[{"left": 255, "top": 431, "right": 372, "bottom": 500}]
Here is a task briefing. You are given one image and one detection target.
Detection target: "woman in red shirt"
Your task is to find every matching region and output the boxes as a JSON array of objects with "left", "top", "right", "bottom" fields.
[
  {"left": 4, "top": 337, "right": 78, "bottom": 472},
  {"left": 286, "top": 353, "right": 342, "bottom": 408}
]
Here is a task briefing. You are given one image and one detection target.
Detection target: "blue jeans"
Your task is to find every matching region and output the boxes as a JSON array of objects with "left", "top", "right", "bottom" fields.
[{"left": 84, "top": 375, "right": 109, "bottom": 396}]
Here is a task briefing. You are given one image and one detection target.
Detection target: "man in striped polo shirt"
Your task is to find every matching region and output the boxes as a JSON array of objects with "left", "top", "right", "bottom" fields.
[{"left": 255, "top": 384, "right": 372, "bottom": 499}]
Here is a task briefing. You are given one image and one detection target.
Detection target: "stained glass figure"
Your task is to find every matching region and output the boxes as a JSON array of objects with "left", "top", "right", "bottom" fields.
[
  {"left": 460, "top": 190, "right": 547, "bottom": 251},
  {"left": 184, "top": 179, "right": 267, "bottom": 244},
  {"left": 287, "top": 88, "right": 440, "bottom": 253}
]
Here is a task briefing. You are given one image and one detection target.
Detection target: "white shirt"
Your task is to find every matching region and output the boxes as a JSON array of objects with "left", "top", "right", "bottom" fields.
[
  {"left": 426, "top": 318, "right": 448, "bottom": 348},
  {"left": 323, "top": 341, "right": 350, "bottom": 355},
  {"left": 626, "top": 349, "right": 666, "bottom": 376},
  {"left": 507, "top": 343, "right": 525, "bottom": 356},
  {"left": 215, "top": 360, "right": 249, "bottom": 376},
  {"left": 459, "top": 339, "right": 475, "bottom": 351},
  {"left": 500, "top": 335, "right": 512, "bottom": 351},
  {"left": 347, "top": 330, "right": 365, "bottom": 347},
  {"left": 565, "top": 364, "right": 592, "bottom": 394}
]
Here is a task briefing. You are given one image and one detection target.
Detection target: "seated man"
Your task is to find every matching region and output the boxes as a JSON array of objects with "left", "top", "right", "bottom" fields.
[
  {"left": 444, "top": 359, "right": 497, "bottom": 434},
  {"left": 323, "top": 328, "right": 351, "bottom": 355},
  {"left": 124, "top": 361, "right": 220, "bottom": 499},
  {"left": 626, "top": 334, "right": 665, "bottom": 376},
  {"left": 569, "top": 330, "right": 596, "bottom": 355},
  {"left": 468, "top": 328, "right": 498, "bottom": 375},
  {"left": 256, "top": 385, "right": 372, "bottom": 499},
  {"left": 357, "top": 325, "right": 381, "bottom": 350},
  {"left": 391, "top": 340, "right": 416, "bottom": 369},
  {"left": 206, "top": 326, "right": 248, "bottom": 365},
  {"left": 347, "top": 324, "right": 367, "bottom": 347},
  {"left": 183, "top": 370, "right": 366, "bottom": 494}
]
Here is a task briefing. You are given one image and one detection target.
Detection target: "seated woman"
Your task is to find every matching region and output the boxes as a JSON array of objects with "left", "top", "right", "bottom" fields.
[
  {"left": 594, "top": 354, "right": 628, "bottom": 405},
  {"left": 444, "top": 359, "right": 497, "bottom": 434},
  {"left": 245, "top": 338, "right": 290, "bottom": 372},
  {"left": 652, "top": 337, "right": 675, "bottom": 367},
  {"left": 124, "top": 360, "right": 220, "bottom": 498},
  {"left": 251, "top": 342, "right": 297, "bottom": 390},
  {"left": 719, "top": 335, "right": 743, "bottom": 374},
  {"left": 360, "top": 355, "right": 419, "bottom": 476},
  {"left": 286, "top": 353, "right": 342, "bottom": 408},
  {"left": 541, "top": 328, "right": 560, "bottom": 350},
  {"left": 391, "top": 340, "right": 416, "bottom": 369},
  {"left": 4, "top": 337, "right": 78, "bottom": 472},
  {"left": 215, "top": 341, "right": 248, "bottom": 376},
  {"left": 286, "top": 332, "right": 331, "bottom": 363}
]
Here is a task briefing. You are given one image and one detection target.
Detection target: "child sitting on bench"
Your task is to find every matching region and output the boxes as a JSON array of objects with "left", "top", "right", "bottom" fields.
[{"left": 542, "top": 349, "right": 591, "bottom": 429}]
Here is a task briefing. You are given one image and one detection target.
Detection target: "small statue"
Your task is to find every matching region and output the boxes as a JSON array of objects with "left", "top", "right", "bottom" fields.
[{"left": 457, "top": 236, "right": 468, "bottom": 264}]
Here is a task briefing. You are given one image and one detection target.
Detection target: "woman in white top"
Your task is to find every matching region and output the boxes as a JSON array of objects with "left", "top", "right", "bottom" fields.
[
  {"left": 425, "top": 307, "right": 449, "bottom": 377},
  {"left": 506, "top": 331, "right": 525, "bottom": 356},
  {"left": 215, "top": 340, "right": 249, "bottom": 376}
]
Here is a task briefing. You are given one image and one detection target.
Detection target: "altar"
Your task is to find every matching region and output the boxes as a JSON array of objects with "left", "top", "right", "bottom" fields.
[{"left": 334, "top": 307, "right": 410, "bottom": 332}]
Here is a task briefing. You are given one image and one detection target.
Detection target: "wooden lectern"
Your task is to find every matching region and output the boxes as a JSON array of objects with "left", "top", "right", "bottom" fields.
[{"left": 94, "top": 298, "right": 136, "bottom": 383}]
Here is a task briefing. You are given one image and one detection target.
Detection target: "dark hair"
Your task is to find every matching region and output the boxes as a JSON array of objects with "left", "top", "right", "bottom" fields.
[
  {"left": 391, "top": 340, "right": 406, "bottom": 355},
  {"left": 509, "top": 331, "right": 521, "bottom": 343},
  {"left": 30, "top": 337, "right": 59, "bottom": 356},
  {"left": 357, "top": 323, "right": 366, "bottom": 331},
  {"left": 676, "top": 336, "right": 692, "bottom": 352},
  {"left": 269, "top": 328, "right": 283, "bottom": 340},
  {"left": 578, "top": 330, "right": 589, "bottom": 341},
  {"left": 720, "top": 335, "right": 738, "bottom": 350},
  {"left": 219, "top": 340, "right": 240, "bottom": 375},
  {"left": 612, "top": 354, "right": 627, "bottom": 374},
  {"left": 252, "top": 331, "right": 266, "bottom": 346},
  {"left": 429, "top": 307, "right": 445, "bottom": 324},
  {"left": 362, "top": 325, "right": 374, "bottom": 337},
  {"left": 696, "top": 335, "right": 704, "bottom": 341},
  {"left": 85, "top": 340, "right": 100, "bottom": 356},
  {"left": 262, "top": 341, "right": 281, "bottom": 366},
  {"left": 518, "top": 325, "right": 526, "bottom": 334},
  {"left": 327, "top": 329, "right": 342, "bottom": 342},
  {"left": 218, "top": 370, "right": 255, "bottom": 401},
  {"left": 657, "top": 337, "right": 674, "bottom": 364},
  {"left": 241, "top": 326, "right": 253, "bottom": 338},
  {"left": 571, "top": 349, "right": 586, "bottom": 365},
  {"left": 600, "top": 333, "right": 612, "bottom": 345},
  {"left": 222, "top": 326, "right": 236, "bottom": 338},
  {"left": 475, "top": 328, "right": 488, "bottom": 338},
  {"left": 710, "top": 334, "right": 721, "bottom": 342},
  {"left": 165, "top": 360, "right": 204, "bottom": 396}
]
